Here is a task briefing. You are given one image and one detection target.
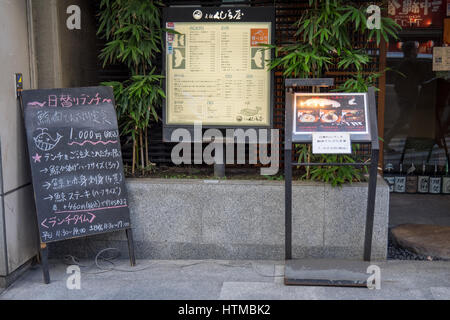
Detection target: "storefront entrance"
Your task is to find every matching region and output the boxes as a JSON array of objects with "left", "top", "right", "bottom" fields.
[{"left": 383, "top": 1, "right": 450, "bottom": 260}]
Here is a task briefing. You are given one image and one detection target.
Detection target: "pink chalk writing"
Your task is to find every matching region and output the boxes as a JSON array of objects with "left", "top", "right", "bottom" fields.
[
  {"left": 32, "top": 153, "right": 42, "bottom": 163},
  {"left": 41, "top": 212, "right": 96, "bottom": 229},
  {"left": 54, "top": 204, "right": 128, "bottom": 215},
  {"left": 28, "top": 101, "right": 47, "bottom": 107},
  {"left": 68, "top": 140, "right": 118, "bottom": 146},
  {"left": 28, "top": 93, "right": 112, "bottom": 109}
]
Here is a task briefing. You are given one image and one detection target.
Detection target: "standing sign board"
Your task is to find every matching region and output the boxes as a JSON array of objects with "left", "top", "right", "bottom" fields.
[
  {"left": 22, "top": 87, "right": 132, "bottom": 244},
  {"left": 22, "top": 86, "right": 136, "bottom": 283},
  {"left": 284, "top": 80, "right": 380, "bottom": 286},
  {"left": 162, "top": 7, "right": 275, "bottom": 141}
]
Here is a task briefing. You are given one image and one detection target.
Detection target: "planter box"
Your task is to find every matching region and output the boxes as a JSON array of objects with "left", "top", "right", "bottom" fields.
[{"left": 49, "top": 177, "right": 389, "bottom": 260}]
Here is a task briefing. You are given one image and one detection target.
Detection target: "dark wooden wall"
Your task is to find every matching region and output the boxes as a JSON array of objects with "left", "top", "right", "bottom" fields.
[{"left": 96, "top": 0, "right": 385, "bottom": 168}]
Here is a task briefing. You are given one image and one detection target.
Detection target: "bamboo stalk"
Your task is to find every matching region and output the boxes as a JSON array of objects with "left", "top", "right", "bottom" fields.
[
  {"left": 140, "top": 129, "right": 145, "bottom": 175},
  {"left": 306, "top": 145, "right": 311, "bottom": 179},
  {"left": 132, "top": 131, "right": 137, "bottom": 176},
  {"left": 145, "top": 126, "right": 149, "bottom": 168}
]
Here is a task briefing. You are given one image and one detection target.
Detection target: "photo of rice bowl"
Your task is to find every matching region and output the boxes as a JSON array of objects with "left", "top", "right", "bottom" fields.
[
  {"left": 320, "top": 110, "right": 339, "bottom": 123},
  {"left": 298, "top": 110, "right": 318, "bottom": 123}
]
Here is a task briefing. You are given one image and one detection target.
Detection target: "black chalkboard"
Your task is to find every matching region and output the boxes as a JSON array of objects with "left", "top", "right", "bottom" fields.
[{"left": 22, "top": 86, "right": 131, "bottom": 243}]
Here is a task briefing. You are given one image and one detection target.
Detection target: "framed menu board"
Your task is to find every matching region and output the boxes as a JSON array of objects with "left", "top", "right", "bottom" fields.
[
  {"left": 291, "top": 93, "right": 371, "bottom": 143},
  {"left": 162, "top": 7, "right": 275, "bottom": 141}
]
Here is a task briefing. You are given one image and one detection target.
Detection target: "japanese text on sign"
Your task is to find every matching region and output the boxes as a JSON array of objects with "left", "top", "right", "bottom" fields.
[{"left": 312, "top": 133, "right": 351, "bottom": 154}]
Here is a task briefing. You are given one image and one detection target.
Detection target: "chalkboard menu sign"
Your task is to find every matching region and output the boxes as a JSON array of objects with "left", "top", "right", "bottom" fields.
[{"left": 22, "top": 86, "right": 131, "bottom": 243}]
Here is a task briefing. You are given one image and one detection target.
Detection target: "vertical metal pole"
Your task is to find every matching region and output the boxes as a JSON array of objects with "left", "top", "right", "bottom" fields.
[
  {"left": 214, "top": 163, "right": 225, "bottom": 178},
  {"left": 285, "top": 148, "right": 292, "bottom": 260},
  {"left": 126, "top": 228, "right": 136, "bottom": 266},
  {"left": 284, "top": 89, "right": 294, "bottom": 260},
  {"left": 40, "top": 242, "right": 50, "bottom": 284},
  {"left": 214, "top": 138, "right": 225, "bottom": 178},
  {"left": 364, "top": 87, "right": 380, "bottom": 262},
  {"left": 363, "top": 149, "right": 379, "bottom": 261},
  {"left": 214, "top": 152, "right": 225, "bottom": 178}
]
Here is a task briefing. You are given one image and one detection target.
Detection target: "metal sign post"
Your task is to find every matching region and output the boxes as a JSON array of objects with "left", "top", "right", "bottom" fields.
[{"left": 284, "top": 79, "right": 379, "bottom": 287}]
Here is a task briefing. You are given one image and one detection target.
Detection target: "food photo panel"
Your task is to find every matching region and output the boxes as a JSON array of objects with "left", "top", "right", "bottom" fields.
[{"left": 294, "top": 93, "right": 368, "bottom": 135}]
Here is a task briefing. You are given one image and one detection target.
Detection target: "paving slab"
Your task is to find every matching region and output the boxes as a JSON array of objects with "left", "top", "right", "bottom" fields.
[
  {"left": 219, "top": 282, "right": 434, "bottom": 300},
  {"left": 284, "top": 259, "right": 370, "bottom": 287},
  {"left": 0, "top": 259, "right": 449, "bottom": 300},
  {"left": 391, "top": 224, "right": 450, "bottom": 259}
]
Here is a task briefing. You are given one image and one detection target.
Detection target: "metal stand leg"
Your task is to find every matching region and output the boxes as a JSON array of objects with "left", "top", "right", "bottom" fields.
[
  {"left": 285, "top": 149, "right": 292, "bottom": 260},
  {"left": 363, "top": 149, "right": 379, "bottom": 262},
  {"left": 214, "top": 163, "right": 225, "bottom": 178},
  {"left": 40, "top": 243, "right": 50, "bottom": 284},
  {"left": 214, "top": 148, "right": 225, "bottom": 178},
  {"left": 126, "top": 228, "right": 136, "bottom": 266}
]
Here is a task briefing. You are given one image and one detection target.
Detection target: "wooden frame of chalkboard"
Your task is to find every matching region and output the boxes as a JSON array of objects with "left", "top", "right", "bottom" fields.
[{"left": 21, "top": 86, "right": 136, "bottom": 284}]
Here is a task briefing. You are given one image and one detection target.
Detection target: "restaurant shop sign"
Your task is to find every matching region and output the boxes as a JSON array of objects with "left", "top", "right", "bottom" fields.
[
  {"left": 388, "top": 0, "right": 446, "bottom": 28},
  {"left": 162, "top": 7, "right": 275, "bottom": 141},
  {"left": 22, "top": 87, "right": 131, "bottom": 243},
  {"left": 292, "top": 92, "right": 371, "bottom": 149}
]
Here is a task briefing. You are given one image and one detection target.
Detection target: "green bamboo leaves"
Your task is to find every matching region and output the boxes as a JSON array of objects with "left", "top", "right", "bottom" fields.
[
  {"left": 98, "top": 0, "right": 163, "bottom": 70},
  {"left": 98, "top": 0, "right": 165, "bottom": 175},
  {"left": 295, "top": 144, "right": 368, "bottom": 187},
  {"left": 266, "top": 1, "right": 400, "bottom": 78},
  {"left": 267, "top": 1, "right": 400, "bottom": 186}
]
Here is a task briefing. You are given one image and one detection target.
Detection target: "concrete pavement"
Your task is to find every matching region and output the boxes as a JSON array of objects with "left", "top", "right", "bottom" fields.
[{"left": 0, "top": 259, "right": 449, "bottom": 300}]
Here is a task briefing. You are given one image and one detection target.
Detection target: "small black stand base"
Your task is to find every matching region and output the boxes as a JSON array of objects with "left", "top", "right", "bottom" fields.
[{"left": 284, "top": 259, "right": 369, "bottom": 287}]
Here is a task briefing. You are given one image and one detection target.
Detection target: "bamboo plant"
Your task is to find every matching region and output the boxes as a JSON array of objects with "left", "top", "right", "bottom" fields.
[
  {"left": 98, "top": 0, "right": 165, "bottom": 175},
  {"left": 264, "top": 0, "right": 400, "bottom": 186}
]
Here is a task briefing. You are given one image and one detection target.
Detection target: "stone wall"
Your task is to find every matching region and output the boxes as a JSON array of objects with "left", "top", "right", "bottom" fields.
[{"left": 49, "top": 178, "right": 390, "bottom": 261}]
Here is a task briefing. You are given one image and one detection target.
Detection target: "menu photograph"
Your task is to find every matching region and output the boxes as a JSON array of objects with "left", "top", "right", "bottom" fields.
[
  {"left": 294, "top": 93, "right": 369, "bottom": 135},
  {"left": 165, "top": 22, "right": 271, "bottom": 126}
]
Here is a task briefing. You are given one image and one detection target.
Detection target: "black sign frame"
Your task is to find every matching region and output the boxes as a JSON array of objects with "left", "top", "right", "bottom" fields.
[
  {"left": 162, "top": 6, "right": 276, "bottom": 142},
  {"left": 283, "top": 79, "right": 380, "bottom": 286},
  {"left": 291, "top": 92, "right": 372, "bottom": 143}
]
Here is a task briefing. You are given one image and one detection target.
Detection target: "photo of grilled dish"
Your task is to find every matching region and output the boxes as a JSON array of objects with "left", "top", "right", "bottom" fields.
[{"left": 342, "top": 110, "right": 364, "bottom": 122}]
